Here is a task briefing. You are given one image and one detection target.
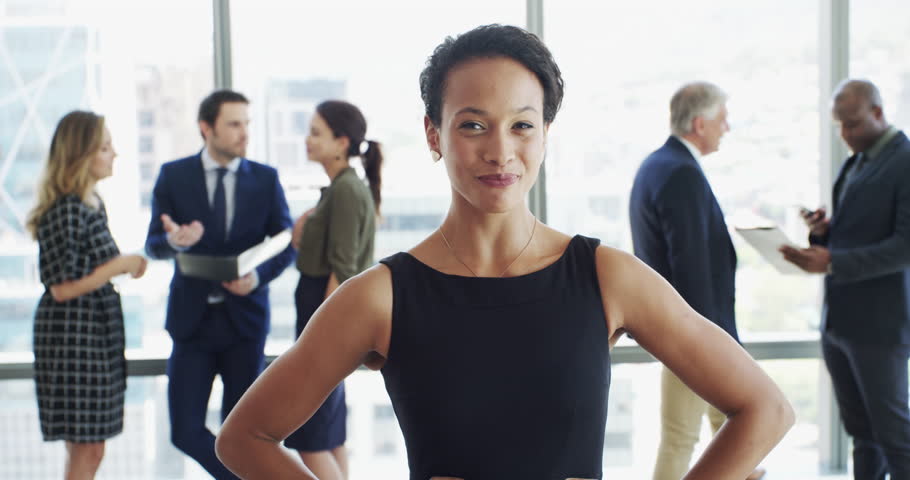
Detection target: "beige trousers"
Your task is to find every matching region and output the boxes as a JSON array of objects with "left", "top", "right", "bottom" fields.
[{"left": 652, "top": 366, "right": 727, "bottom": 480}]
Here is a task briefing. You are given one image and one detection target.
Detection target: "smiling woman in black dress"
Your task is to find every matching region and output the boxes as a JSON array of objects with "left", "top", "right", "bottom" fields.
[{"left": 216, "top": 25, "right": 794, "bottom": 480}]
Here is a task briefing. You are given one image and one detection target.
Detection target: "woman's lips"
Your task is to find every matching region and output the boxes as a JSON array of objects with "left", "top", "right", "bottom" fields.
[{"left": 477, "top": 173, "right": 519, "bottom": 187}]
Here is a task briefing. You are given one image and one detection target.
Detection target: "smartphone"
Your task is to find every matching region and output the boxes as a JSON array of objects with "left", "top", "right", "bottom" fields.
[{"left": 798, "top": 205, "right": 826, "bottom": 220}]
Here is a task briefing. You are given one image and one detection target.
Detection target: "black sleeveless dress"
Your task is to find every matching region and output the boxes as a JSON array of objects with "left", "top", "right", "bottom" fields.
[{"left": 379, "top": 235, "right": 612, "bottom": 480}]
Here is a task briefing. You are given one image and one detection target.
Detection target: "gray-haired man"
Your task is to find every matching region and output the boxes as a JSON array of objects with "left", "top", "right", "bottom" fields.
[{"left": 630, "top": 81, "right": 764, "bottom": 480}]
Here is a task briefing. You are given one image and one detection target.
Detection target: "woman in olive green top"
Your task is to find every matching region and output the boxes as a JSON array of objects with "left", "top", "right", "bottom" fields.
[{"left": 286, "top": 100, "right": 382, "bottom": 479}]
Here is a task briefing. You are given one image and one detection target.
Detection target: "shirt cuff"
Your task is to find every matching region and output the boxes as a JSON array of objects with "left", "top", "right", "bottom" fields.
[{"left": 249, "top": 269, "right": 260, "bottom": 290}]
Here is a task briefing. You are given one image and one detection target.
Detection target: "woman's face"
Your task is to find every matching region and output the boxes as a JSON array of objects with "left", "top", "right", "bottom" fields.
[
  {"left": 306, "top": 113, "right": 346, "bottom": 164},
  {"left": 90, "top": 127, "right": 116, "bottom": 181},
  {"left": 427, "top": 56, "right": 548, "bottom": 214}
]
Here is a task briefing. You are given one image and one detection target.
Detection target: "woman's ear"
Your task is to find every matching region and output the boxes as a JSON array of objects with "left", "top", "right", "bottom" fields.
[
  {"left": 424, "top": 116, "right": 440, "bottom": 157},
  {"left": 336, "top": 136, "right": 351, "bottom": 158}
]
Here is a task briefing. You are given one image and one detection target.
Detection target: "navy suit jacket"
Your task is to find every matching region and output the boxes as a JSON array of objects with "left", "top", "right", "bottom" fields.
[
  {"left": 629, "top": 136, "right": 739, "bottom": 341},
  {"left": 145, "top": 152, "right": 295, "bottom": 342},
  {"left": 811, "top": 131, "right": 910, "bottom": 345}
]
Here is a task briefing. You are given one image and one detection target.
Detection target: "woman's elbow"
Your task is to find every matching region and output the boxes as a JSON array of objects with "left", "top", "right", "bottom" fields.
[
  {"left": 762, "top": 389, "right": 796, "bottom": 441},
  {"left": 215, "top": 423, "right": 249, "bottom": 473},
  {"left": 779, "top": 394, "right": 797, "bottom": 436}
]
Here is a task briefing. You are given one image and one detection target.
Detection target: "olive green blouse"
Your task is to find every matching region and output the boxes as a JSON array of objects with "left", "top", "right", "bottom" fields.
[{"left": 296, "top": 167, "right": 376, "bottom": 283}]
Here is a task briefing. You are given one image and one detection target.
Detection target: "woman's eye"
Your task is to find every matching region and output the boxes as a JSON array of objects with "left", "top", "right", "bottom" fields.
[
  {"left": 513, "top": 122, "right": 534, "bottom": 130},
  {"left": 459, "top": 121, "right": 484, "bottom": 130}
]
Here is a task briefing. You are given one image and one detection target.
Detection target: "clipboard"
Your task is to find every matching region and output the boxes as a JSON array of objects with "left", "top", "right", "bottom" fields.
[
  {"left": 176, "top": 230, "right": 292, "bottom": 282},
  {"left": 734, "top": 226, "right": 804, "bottom": 275}
]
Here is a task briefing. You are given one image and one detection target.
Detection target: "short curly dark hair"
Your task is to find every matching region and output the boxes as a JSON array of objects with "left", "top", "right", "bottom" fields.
[{"left": 419, "top": 24, "right": 564, "bottom": 127}]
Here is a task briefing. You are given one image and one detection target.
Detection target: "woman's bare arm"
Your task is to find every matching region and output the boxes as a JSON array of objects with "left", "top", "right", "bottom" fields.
[
  {"left": 596, "top": 246, "right": 794, "bottom": 480},
  {"left": 323, "top": 272, "right": 340, "bottom": 300},
  {"left": 216, "top": 264, "right": 392, "bottom": 479},
  {"left": 50, "top": 254, "right": 146, "bottom": 302}
]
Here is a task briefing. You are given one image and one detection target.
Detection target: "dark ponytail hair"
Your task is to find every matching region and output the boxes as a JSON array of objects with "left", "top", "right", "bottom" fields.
[
  {"left": 316, "top": 100, "right": 383, "bottom": 212},
  {"left": 360, "top": 140, "right": 382, "bottom": 213}
]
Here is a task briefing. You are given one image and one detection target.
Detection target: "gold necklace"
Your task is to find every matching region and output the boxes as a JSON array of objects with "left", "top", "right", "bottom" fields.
[{"left": 438, "top": 218, "right": 538, "bottom": 278}]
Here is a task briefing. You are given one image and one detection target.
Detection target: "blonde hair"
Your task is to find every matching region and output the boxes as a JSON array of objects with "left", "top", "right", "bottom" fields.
[{"left": 26, "top": 110, "right": 105, "bottom": 239}]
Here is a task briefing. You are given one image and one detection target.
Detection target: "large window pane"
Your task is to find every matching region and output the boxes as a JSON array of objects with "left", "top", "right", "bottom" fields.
[
  {"left": 0, "top": 0, "right": 213, "bottom": 357},
  {"left": 231, "top": 0, "right": 526, "bottom": 348},
  {"left": 851, "top": 0, "right": 910, "bottom": 133},
  {"left": 601, "top": 359, "right": 820, "bottom": 476},
  {"left": 544, "top": 1, "right": 821, "bottom": 336}
]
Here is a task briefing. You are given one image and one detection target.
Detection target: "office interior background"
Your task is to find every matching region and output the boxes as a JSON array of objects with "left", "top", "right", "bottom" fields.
[{"left": 0, "top": 0, "right": 908, "bottom": 478}]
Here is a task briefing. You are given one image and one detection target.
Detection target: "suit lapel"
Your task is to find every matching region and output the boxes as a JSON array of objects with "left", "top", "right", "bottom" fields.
[
  {"left": 859, "top": 133, "right": 905, "bottom": 181},
  {"left": 836, "top": 133, "right": 907, "bottom": 213}
]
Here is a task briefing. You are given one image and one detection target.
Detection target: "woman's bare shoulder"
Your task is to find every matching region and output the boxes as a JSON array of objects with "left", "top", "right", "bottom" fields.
[
  {"left": 403, "top": 231, "right": 462, "bottom": 275},
  {"left": 594, "top": 244, "right": 679, "bottom": 310},
  {"left": 592, "top": 243, "right": 672, "bottom": 333},
  {"left": 341, "top": 263, "right": 393, "bottom": 308},
  {"left": 593, "top": 243, "right": 648, "bottom": 277},
  {"left": 404, "top": 234, "right": 438, "bottom": 262},
  {"left": 320, "top": 264, "right": 394, "bottom": 364},
  {"left": 535, "top": 223, "right": 574, "bottom": 249},
  {"left": 525, "top": 223, "right": 574, "bottom": 268}
]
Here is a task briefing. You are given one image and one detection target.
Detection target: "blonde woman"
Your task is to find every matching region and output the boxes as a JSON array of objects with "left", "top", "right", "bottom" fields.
[{"left": 27, "top": 111, "right": 147, "bottom": 480}]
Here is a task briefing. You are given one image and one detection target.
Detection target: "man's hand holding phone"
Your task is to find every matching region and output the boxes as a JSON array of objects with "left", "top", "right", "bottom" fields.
[{"left": 799, "top": 206, "right": 830, "bottom": 237}]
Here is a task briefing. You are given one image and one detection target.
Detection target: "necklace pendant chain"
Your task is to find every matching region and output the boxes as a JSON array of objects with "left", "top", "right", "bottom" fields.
[{"left": 439, "top": 218, "right": 538, "bottom": 278}]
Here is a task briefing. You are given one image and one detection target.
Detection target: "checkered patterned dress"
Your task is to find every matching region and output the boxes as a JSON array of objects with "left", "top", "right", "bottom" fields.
[{"left": 33, "top": 194, "right": 126, "bottom": 442}]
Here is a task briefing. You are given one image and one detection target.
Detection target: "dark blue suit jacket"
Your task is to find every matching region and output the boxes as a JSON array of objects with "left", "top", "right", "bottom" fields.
[
  {"left": 812, "top": 131, "right": 910, "bottom": 345},
  {"left": 629, "top": 136, "right": 739, "bottom": 341},
  {"left": 145, "top": 153, "right": 295, "bottom": 342}
]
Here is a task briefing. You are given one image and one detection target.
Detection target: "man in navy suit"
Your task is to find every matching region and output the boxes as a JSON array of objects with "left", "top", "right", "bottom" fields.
[
  {"left": 630, "top": 82, "right": 764, "bottom": 480},
  {"left": 782, "top": 79, "right": 910, "bottom": 480},
  {"left": 145, "top": 90, "right": 294, "bottom": 479}
]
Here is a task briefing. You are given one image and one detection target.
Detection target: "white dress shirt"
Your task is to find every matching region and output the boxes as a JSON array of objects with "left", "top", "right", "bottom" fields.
[{"left": 675, "top": 135, "right": 703, "bottom": 163}]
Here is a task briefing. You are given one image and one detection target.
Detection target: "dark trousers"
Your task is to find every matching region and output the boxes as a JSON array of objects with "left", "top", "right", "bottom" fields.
[
  {"left": 167, "top": 303, "right": 265, "bottom": 480},
  {"left": 823, "top": 331, "right": 910, "bottom": 480}
]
